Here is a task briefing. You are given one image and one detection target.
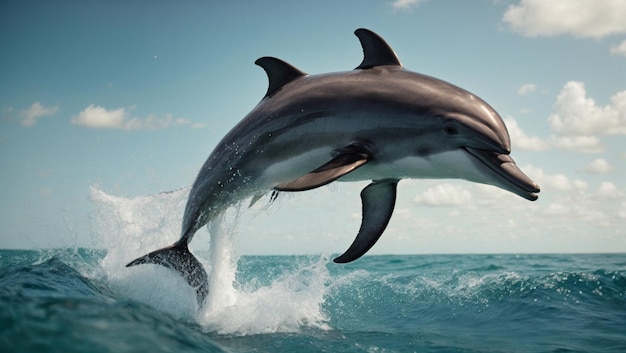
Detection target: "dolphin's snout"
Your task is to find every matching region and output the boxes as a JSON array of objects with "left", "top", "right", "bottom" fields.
[{"left": 464, "top": 147, "right": 540, "bottom": 201}]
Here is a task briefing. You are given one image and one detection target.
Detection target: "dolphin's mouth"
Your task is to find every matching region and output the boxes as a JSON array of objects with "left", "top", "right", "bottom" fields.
[{"left": 464, "top": 147, "right": 540, "bottom": 201}]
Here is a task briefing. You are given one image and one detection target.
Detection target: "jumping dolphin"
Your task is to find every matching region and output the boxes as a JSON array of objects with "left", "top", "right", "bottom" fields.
[{"left": 127, "top": 28, "right": 540, "bottom": 305}]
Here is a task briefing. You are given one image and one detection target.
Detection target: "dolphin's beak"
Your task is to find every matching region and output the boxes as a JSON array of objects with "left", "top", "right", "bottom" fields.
[{"left": 464, "top": 147, "right": 540, "bottom": 201}]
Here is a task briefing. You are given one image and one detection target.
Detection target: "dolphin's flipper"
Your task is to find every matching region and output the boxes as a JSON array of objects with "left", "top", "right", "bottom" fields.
[
  {"left": 249, "top": 193, "right": 264, "bottom": 207},
  {"left": 334, "top": 179, "right": 399, "bottom": 263},
  {"left": 248, "top": 190, "right": 280, "bottom": 208},
  {"left": 126, "top": 241, "right": 209, "bottom": 305},
  {"left": 275, "top": 147, "right": 369, "bottom": 191},
  {"left": 354, "top": 28, "right": 402, "bottom": 70},
  {"left": 270, "top": 190, "right": 280, "bottom": 203}
]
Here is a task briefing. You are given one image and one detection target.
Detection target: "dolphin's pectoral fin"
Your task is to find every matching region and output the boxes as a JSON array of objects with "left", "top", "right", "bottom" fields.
[
  {"left": 275, "top": 148, "right": 369, "bottom": 191},
  {"left": 270, "top": 190, "right": 280, "bottom": 203},
  {"left": 334, "top": 179, "right": 399, "bottom": 263},
  {"left": 248, "top": 190, "right": 280, "bottom": 208},
  {"left": 248, "top": 193, "right": 265, "bottom": 208},
  {"left": 126, "top": 241, "right": 209, "bottom": 306}
]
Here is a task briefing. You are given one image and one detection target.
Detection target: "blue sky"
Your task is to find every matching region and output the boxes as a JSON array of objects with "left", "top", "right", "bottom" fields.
[{"left": 1, "top": 0, "right": 625, "bottom": 254}]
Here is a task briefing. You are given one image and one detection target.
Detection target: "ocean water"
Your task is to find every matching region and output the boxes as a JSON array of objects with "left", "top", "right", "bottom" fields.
[
  {"left": 1, "top": 189, "right": 625, "bottom": 353},
  {"left": 2, "top": 250, "right": 625, "bottom": 353}
]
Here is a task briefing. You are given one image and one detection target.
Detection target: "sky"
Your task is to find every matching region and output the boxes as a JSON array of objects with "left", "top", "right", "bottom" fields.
[{"left": 1, "top": 0, "right": 625, "bottom": 254}]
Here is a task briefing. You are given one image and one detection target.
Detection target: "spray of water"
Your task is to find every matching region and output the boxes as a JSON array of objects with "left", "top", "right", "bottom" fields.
[{"left": 89, "top": 186, "right": 331, "bottom": 335}]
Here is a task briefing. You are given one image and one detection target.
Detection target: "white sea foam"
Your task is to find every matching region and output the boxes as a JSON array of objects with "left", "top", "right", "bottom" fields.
[{"left": 89, "top": 186, "right": 331, "bottom": 335}]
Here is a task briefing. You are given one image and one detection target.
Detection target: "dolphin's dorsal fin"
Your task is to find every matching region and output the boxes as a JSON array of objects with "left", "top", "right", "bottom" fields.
[
  {"left": 334, "top": 179, "right": 399, "bottom": 263},
  {"left": 354, "top": 28, "right": 402, "bottom": 70},
  {"left": 275, "top": 143, "right": 371, "bottom": 192},
  {"left": 255, "top": 56, "right": 307, "bottom": 98}
]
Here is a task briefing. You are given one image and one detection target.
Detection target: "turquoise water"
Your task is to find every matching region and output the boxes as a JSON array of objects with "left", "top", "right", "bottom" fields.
[
  {"left": 1, "top": 249, "right": 625, "bottom": 353},
  {"left": 2, "top": 189, "right": 625, "bottom": 352}
]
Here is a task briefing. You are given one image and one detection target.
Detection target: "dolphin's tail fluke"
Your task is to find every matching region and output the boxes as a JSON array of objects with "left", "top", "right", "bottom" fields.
[{"left": 126, "top": 241, "right": 209, "bottom": 306}]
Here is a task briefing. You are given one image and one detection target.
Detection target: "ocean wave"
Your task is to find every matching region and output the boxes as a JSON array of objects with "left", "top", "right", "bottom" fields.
[
  {"left": 1, "top": 249, "right": 625, "bottom": 352},
  {"left": 4, "top": 187, "right": 621, "bottom": 352}
]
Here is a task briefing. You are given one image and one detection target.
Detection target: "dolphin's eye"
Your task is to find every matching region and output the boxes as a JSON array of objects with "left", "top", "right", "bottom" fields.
[{"left": 443, "top": 123, "right": 458, "bottom": 135}]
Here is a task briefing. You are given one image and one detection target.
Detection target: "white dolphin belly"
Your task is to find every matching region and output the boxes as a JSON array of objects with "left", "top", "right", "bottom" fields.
[
  {"left": 340, "top": 150, "right": 485, "bottom": 183},
  {"left": 256, "top": 147, "right": 331, "bottom": 187}
]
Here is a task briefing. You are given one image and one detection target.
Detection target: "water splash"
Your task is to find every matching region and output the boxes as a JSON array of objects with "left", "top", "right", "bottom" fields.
[
  {"left": 89, "top": 186, "right": 198, "bottom": 319},
  {"left": 88, "top": 186, "right": 331, "bottom": 334}
]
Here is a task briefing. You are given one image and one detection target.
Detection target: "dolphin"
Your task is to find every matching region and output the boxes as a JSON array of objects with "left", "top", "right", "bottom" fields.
[{"left": 127, "top": 28, "right": 540, "bottom": 305}]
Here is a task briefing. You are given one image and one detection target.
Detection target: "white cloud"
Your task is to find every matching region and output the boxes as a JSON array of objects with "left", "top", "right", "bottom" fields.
[
  {"left": 549, "top": 82, "right": 626, "bottom": 136},
  {"left": 550, "top": 135, "right": 604, "bottom": 153},
  {"left": 71, "top": 104, "right": 197, "bottom": 130},
  {"left": 502, "top": 0, "right": 626, "bottom": 38},
  {"left": 517, "top": 83, "right": 537, "bottom": 95},
  {"left": 522, "top": 165, "right": 588, "bottom": 192},
  {"left": 581, "top": 158, "right": 613, "bottom": 174},
  {"left": 402, "top": 164, "right": 626, "bottom": 252},
  {"left": 72, "top": 104, "right": 126, "bottom": 129},
  {"left": 511, "top": 166, "right": 626, "bottom": 229},
  {"left": 595, "top": 181, "right": 623, "bottom": 199},
  {"left": 548, "top": 174, "right": 588, "bottom": 192},
  {"left": 504, "top": 116, "right": 549, "bottom": 151},
  {"left": 618, "top": 202, "right": 626, "bottom": 218},
  {"left": 19, "top": 102, "right": 59, "bottom": 127},
  {"left": 548, "top": 81, "right": 626, "bottom": 152},
  {"left": 391, "top": 0, "right": 426, "bottom": 11},
  {"left": 414, "top": 183, "right": 472, "bottom": 207},
  {"left": 611, "top": 39, "right": 626, "bottom": 57}
]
